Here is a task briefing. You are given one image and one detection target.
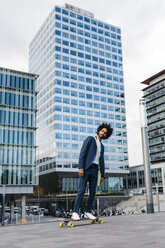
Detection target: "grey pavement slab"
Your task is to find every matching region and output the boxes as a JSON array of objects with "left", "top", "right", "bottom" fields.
[{"left": 0, "top": 212, "right": 165, "bottom": 248}]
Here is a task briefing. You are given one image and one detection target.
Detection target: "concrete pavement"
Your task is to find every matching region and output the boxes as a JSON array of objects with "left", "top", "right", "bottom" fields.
[{"left": 0, "top": 212, "right": 165, "bottom": 248}]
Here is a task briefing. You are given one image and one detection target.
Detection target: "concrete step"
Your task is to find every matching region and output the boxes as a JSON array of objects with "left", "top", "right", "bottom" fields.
[{"left": 107, "top": 194, "right": 165, "bottom": 212}]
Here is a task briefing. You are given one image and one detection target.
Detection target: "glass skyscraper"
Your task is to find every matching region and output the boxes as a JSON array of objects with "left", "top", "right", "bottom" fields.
[
  {"left": 0, "top": 67, "right": 38, "bottom": 194},
  {"left": 29, "top": 4, "right": 129, "bottom": 193}
]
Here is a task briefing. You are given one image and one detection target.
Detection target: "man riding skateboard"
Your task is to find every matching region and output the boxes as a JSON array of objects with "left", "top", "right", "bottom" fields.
[{"left": 72, "top": 123, "right": 113, "bottom": 221}]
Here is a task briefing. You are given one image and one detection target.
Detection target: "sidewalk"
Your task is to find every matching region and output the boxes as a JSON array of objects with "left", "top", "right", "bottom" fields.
[{"left": 1, "top": 212, "right": 165, "bottom": 248}]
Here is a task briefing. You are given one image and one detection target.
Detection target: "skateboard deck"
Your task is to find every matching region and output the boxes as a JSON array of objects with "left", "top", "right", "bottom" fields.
[{"left": 59, "top": 217, "right": 103, "bottom": 228}]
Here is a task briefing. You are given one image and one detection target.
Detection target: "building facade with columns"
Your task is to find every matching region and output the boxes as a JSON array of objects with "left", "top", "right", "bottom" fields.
[{"left": 127, "top": 163, "right": 165, "bottom": 194}]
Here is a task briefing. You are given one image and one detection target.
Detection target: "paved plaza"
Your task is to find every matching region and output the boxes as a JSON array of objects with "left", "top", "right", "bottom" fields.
[{"left": 0, "top": 212, "right": 165, "bottom": 248}]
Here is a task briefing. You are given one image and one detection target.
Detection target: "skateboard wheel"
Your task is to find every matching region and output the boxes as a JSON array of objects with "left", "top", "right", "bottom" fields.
[
  {"left": 98, "top": 219, "right": 103, "bottom": 224},
  {"left": 59, "top": 223, "right": 65, "bottom": 228},
  {"left": 68, "top": 222, "right": 74, "bottom": 227},
  {"left": 91, "top": 219, "right": 96, "bottom": 224}
]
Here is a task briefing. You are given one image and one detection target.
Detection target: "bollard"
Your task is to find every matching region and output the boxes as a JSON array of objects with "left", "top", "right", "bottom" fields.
[
  {"left": 16, "top": 213, "right": 18, "bottom": 225},
  {"left": 32, "top": 214, "right": 34, "bottom": 223},
  {"left": 97, "top": 198, "right": 100, "bottom": 216},
  {"left": 156, "top": 184, "right": 160, "bottom": 212}
]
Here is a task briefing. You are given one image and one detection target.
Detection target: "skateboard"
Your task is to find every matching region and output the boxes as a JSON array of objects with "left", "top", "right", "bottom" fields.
[{"left": 59, "top": 217, "right": 103, "bottom": 228}]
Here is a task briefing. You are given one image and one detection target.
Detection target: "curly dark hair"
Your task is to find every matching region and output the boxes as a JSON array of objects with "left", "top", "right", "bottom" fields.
[{"left": 97, "top": 123, "right": 113, "bottom": 139}]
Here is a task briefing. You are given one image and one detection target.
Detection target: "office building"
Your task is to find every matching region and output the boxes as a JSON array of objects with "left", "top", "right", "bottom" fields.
[
  {"left": 126, "top": 69, "right": 165, "bottom": 194},
  {"left": 141, "top": 69, "right": 165, "bottom": 163},
  {"left": 0, "top": 67, "right": 38, "bottom": 214},
  {"left": 29, "top": 4, "right": 129, "bottom": 194}
]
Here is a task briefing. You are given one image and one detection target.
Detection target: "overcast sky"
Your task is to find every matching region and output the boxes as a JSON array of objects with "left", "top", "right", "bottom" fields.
[{"left": 1, "top": 0, "right": 165, "bottom": 166}]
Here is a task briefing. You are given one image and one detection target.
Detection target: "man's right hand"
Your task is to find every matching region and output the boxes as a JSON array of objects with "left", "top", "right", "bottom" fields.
[{"left": 79, "top": 169, "right": 84, "bottom": 177}]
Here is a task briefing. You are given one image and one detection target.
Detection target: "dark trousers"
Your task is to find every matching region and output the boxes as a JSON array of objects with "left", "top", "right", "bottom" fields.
[{"left": 74, "top": 165, "right": 98, "bottom": 213}]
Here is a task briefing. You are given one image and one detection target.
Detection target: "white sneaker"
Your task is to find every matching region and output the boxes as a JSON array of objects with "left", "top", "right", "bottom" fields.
[
  {"left": 84, "top": 212, "right": 96, "bottom": 220},
  {"left": 71, "top": 212, "right": 80, "bottom": 221}
]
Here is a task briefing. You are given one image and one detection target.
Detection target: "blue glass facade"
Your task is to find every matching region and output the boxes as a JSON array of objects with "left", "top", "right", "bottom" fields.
[
  {"left": 0, "top": 67, "right": 38, "bottom": 186},
  {"left": 29, "top": 4, "right": 129, "bottom": 192}
]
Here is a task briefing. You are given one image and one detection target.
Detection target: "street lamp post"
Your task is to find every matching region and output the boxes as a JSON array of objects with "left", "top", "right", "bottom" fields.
[
  {"left": 139, "top": 98, "right": 154, "bottom": 214},
  {"left": 2, "top": 185, "right": 6, "bottom": 226},
  {"left": 66, "top": 188, "right": 68, "bottom": 210},
  {"left": 38, "top": 186, "right": 40, "bottom": 223},
  {"left": 38, "top": 186, "right": 40, "bottom": 208}
]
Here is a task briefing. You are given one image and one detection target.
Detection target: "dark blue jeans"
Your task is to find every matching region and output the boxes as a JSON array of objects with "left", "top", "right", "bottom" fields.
[{"left": 74, "top": 165, "right": 98, "bottom": 213}]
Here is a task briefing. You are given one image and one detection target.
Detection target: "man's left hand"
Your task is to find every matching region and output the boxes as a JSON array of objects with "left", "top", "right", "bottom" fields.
[{"left": 100, "top": 177, "right": 104, "bottom": 184}]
